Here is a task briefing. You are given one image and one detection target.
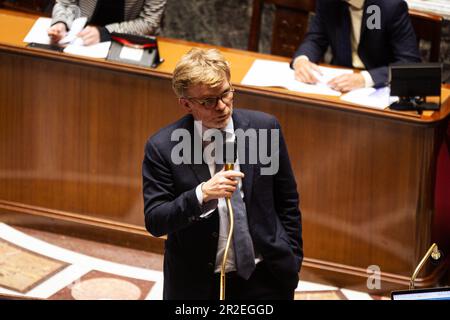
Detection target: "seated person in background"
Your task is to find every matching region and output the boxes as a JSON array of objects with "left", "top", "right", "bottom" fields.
[
  {"left": 47, "top": 0, "right": 167, "bottom": 45},
  {"left": 292, "top": 0, "right": 421, "bottom": 92}
]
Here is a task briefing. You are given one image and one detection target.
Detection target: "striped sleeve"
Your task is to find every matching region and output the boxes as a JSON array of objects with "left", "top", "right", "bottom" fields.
[
  {"left": 50, "top": 0, "right": 82, "bottom": 29},
  {"left": 105, "top": 0, "right": 167, "bottom": 36}
]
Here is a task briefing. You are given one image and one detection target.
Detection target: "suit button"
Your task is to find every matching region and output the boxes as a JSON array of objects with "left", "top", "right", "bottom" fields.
[
  {"left": 212, "top": 232, "right": 218, "bottom": 238},
  {"left": 208, "top": 262, "right": 214, "bottom": 268}
]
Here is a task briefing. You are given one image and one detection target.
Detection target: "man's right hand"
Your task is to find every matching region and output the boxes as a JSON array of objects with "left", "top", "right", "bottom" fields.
[
  {"left": 47, "top": 22, "right": 67, "bottom": 43},
  {"left": 293, "top": 57, "right": 322, "bottom": 84},
  {"left": 202, "top": 169, "right": 244, "bottom": 202}
]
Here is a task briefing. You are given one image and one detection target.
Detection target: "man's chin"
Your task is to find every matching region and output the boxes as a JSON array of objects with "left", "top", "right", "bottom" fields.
[
  {"left": 203, "top": 112, "right": 232, "bottom": 129},
  {"left": 216, "top": 115, "right": 231, "bottom": 129}
]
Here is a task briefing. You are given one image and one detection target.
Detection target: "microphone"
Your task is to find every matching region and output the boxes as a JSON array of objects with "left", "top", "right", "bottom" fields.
[
  {"left": 223, "top": 136, "right": 237, "bottom": 173},
  {"left": 410, "top": 243, "right": 443, "bottom": 289}
]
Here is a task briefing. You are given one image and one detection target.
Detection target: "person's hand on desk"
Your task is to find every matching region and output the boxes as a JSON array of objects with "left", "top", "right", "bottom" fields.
[
  {"left": 47, "top": 22, "right": 67, "bottom": 43},
  {"left": 201, "top": 169, "right": 244, "bottom": 202},
  {"left": 327, "top": 73, "right": 365, "bottom": 92},
  {"left": 78, "top": 26, "right": 101, "bottom": 46},
  {"left": 293, "top": 57, "right": 322, "bottom": 84}
]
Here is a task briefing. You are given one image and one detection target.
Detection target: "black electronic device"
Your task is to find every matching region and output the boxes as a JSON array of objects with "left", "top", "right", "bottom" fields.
[
  {"left": 389, "top": 63, "right": 442, "bottom": 111},
  {"left": 27, "top": 42, "right": 64, "bottom": 52},
  {"left": 106, "top": 32, "right": 163, "bottom": 68}
]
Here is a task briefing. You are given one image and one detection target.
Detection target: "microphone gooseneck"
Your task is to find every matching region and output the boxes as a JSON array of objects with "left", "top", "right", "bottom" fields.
[
  {"left": 220, "top": 163, "right": 235, "bottom": 300},
  {"left": 410, "top": 243, "right": 442, "bottom": 289},
  {"left": 219, "top": 136, "right": 237, "bottom": 300}
]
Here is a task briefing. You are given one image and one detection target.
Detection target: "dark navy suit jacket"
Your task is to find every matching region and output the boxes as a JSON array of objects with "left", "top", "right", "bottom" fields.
[
  {"left": 292, "top": 0, "right": 421, "bottom": 87},
  {"left": 142, "top": 109, "right": 303, "bottom": 299}
]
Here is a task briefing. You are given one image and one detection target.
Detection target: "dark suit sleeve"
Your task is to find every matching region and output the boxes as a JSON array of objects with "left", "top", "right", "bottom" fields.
[
  {"left": 273, "top": 119, "right": 303, "bottom": 263},
  {"left": 368, "top": 1, "right": 421, "bottom": 87},
  {"left": 142, "top": 139, "right": 203, "bottom": 237},
  {"left": 291, "top": 1, "right": 329, "bottom": 66}
]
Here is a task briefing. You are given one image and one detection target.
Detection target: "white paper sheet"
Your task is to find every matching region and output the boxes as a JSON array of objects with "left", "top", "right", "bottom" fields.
[
  {"left": 63, "top": 41, "right": 111, "bottom": 59},
  {"left": 119, "top": 46, "right": 144, "bottom": 61},
  {"left": 340, "top": 87, "right": 399, "bottom": 110},
  {"left": 58, "top": 17, "right": 87, "bottom": 45},
  {"left": 23, "top": 16, "right": 111, "bottom": 59},
  {"left": 241, "top": 59, "right": 354, "bottom": 96},
  {"left": 312, "top": 65, "right": 354, "bottom": 85},
  {"left": 23, "top": 17, "right": 52, "bottom": 44},
  {"left": 24, "top": 17, "right": 88, "bottom": 46}
]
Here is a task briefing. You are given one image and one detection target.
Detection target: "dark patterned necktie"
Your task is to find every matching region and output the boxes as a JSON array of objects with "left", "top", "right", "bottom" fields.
[{"left": 215, "top": 138, "right": 256, "bottom": 280}]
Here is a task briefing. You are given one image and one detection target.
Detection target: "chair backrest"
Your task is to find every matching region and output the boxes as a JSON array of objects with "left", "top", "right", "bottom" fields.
[
  {"left": 248, "top": 0, "right": 316, "bottom": 58},
  {"left": 409, "top": 9, "right": 443, "bottom": 62}
]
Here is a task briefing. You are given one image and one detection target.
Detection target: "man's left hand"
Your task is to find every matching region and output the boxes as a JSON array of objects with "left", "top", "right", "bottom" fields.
[
  {"left": 327, "top": 73, "right": 365, "bottom": 92},
  {"left": 78, "top": 26, "right": 100, "bottom": 46}
]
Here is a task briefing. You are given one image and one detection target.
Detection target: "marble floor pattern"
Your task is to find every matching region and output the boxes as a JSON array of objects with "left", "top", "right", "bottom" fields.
[{"left": 0, "top": 223, "right": 387, "bottom": 300}]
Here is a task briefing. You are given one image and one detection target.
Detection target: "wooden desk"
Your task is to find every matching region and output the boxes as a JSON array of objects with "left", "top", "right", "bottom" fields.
[{"left": 1, "top": 9, "right": 449, "bottom": 293}]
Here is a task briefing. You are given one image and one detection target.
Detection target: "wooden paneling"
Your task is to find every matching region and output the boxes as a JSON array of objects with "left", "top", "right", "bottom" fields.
[{"left": 0, "top": 52, "right": 183, "bottom": 226}]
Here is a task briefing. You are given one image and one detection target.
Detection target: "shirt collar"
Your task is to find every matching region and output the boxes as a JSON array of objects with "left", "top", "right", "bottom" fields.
[
  {"left": 194, "top": 118, "right": 235, "bottom": 142},
  {"left": 346, "top": 0, "right": 364, "bottom": 10}
]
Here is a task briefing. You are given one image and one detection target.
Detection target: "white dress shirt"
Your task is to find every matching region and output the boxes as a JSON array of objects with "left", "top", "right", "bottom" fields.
[{"left": 346, "top": 0, "right": 375, "bottom": 87}]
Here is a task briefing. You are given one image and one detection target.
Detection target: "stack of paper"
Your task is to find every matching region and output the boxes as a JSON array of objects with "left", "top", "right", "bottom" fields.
[
  {"left": 23, "top": 17, "right": 53, "bottom": 45},
  {"left": 340, "top": 87, "right": 399, "bottom": 110},
  {"left": 63, "top": 41, "right": 112, "bottom": 59},
  {"left": 241, "top": 59, "right": 400, "bottom": 110},
  {"left": 23, "top": 17, "right": 111, "bottom": 59},
  {"left": 241, "top": 59, "right": 353, "bottom": 96}
]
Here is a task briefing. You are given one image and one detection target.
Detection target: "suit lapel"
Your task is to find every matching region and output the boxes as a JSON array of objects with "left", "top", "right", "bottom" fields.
[{"left": 232, "top": 110, "right": 254, "bottom": 211}]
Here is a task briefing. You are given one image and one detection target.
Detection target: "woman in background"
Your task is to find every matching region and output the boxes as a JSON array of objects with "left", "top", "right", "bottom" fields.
[{"left": 47, "top": 0, "right": 166, "bottom": 45}]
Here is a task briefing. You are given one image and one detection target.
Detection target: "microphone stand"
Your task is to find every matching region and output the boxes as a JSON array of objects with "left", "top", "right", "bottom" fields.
[
  {"left": 220, "top": 163, "right": 234, "bottom": 300},
  {"left": 410, "top": 243, "right": 441, "bottom": 289}
]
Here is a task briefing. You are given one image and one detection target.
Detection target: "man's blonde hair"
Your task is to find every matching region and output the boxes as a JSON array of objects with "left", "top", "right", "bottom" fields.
[{"left": 172, "top": 48, "right": 231, "bottom": 97}]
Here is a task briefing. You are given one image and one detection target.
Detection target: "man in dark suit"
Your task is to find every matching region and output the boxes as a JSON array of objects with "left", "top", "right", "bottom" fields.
[
  {"left": 292, "top": 0, "right": 421, "bottom": 92},
  {"left": 143, "top": 48, "right": 302, "bottom": 299}
]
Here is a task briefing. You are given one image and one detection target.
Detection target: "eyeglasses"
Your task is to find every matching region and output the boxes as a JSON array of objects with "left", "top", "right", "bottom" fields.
[{"left": 184, "top": 87, "right": 235, "bottom": 109}]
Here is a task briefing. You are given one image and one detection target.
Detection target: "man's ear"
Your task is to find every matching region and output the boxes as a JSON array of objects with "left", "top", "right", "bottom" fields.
[{"left": 179, "top": 98, "right": 192, "bottom": 113}]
